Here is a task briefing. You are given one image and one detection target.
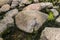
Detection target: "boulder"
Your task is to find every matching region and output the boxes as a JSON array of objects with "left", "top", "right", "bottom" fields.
[
  {"left": 15, "top": 10, "right": 48, "bottom": 33},
  {"left": 23, "top": 2, "right": 53, "bottom": 11},
  {"left": 40, "top": 27, "right": 60, "bottom": 40}
]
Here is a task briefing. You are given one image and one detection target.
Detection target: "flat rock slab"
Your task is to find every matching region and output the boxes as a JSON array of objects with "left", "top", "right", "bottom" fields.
[
  {"left": 15, "top": 10, "right": 48, "bottom": 33},
  {"left": 40, "top": 27, "right": 60, "bottom": 40}
]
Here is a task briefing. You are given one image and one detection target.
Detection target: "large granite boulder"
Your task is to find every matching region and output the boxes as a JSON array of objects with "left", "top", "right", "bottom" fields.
[{"left": 15, "top": 10, "right": 48, "bottom": 33}]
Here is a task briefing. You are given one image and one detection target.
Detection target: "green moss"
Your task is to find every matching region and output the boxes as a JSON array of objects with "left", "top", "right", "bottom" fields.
[{"left": 48, "top": 11, "right": 54, "bottom": 20}]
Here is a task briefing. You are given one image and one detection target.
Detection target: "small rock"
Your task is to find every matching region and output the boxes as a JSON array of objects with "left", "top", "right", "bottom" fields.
[
  {"left": 15, "top": 10, "right": 48, "bottom": 33},
  {"left": 40, "top": 2, "right": 53, "bottom": 8},
  {"left": 11, "top": 0, "right": 19, "bottom": 8},
  {"left": 0, "top": 0, "right": 10, "bottom": 6},
  {"left": 20, "top": 0, "right": 32, "bottom": 4},
  {"left": 0, "top": 38, "right": 3, "bottom": 40},
  {"left": 23, "top": 2, "right": 53, "bottom": 11},
  {"left": 56, "top": 16, "right": 60, "bottom": 22},
  {"left": 40, "top": 27, "right": 60, "bottom": 40},
  {"left": 0, "top": 17, "right": 14, "bottom": 34},
  {"left": 23, "top": 3, "right": 41, "bottom": 11},
  {"left": 50, "top": 9, "right": 59, "bottom": 17},
  {"left": 34, "top": 0, "right": 39, "bottom": 2},
  {"left": 5, "top": 9, "right": 18, "bottom": 17},
  {"left": 0, "top": 4, "right": 10, "bottom": 12},
  {"left": 0, "top": 9, "right": 18, "bottom": 34}
]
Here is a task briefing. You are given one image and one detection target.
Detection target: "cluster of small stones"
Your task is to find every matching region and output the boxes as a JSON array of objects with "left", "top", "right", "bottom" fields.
[{"left": 0, "top": 0, "right": 60, "bottom": 40}]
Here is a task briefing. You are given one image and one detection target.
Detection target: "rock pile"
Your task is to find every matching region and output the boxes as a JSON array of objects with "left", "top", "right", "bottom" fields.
[{"left": 0, "top": 0, "right": 60, "bottom": 40}]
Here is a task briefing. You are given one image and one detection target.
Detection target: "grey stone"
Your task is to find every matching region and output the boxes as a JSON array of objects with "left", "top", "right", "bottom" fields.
[
  {"left": 56, "top": 16, "right": 60, "bottom": 22},
  {"left": 11, "top": 0, "right": 19, "bottom": 8},
  {"left": 20, "top": 0, "right": 32, "bottom": 4},
  {"left": 0, "top": 9, "right": 18, "bottom": 34},
  {"left": 23, "top": 3, "right": 41, "bottom": 11},
  {"left": 0, "top": 0, "right": 10, "bottom": 6},
  {"left": 23, "top": 2, "right": 53, "bottom": 11},
  {"left": 0, "top": 17, "right": 14, "bottom": 34},
  {"left": 40, "top": 2, "right": 53, "bottom": 8},
  {"left": 50, "top": 9, "right": 59, "bottom": 17},
  {"left": 40, "top": 27, "right": 60, "bottom": 40},
  {"left": 15, "top": 10, "right": 48, "bottom": 33},
  {"left": 0, "top": 4, "right": 10, "bottom": 12},
  {"left": 19, "top": 3, "right": 25, "bottom": 7},
  {"left": 0, "top": 38, "right": 3, "bottom": 40},
  {"left": 5, "top": 9, "right": 18, "bottom": 17}
]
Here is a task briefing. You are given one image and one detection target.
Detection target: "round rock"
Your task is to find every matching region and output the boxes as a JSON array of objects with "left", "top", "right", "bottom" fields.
[
  {"left": 0, "top": 4, "right": 10, "bottom": 12},
  {"left": 15, "top": 10, "right": 48, "bottom": 33},
  {"left": 0, "top": 38, "right": 3, "bottom": 40}
]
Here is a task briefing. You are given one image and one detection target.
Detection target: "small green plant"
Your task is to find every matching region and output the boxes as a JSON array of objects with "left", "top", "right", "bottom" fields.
[{"left": 48, "top": 11, "right": 54, "bottom": 20}]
